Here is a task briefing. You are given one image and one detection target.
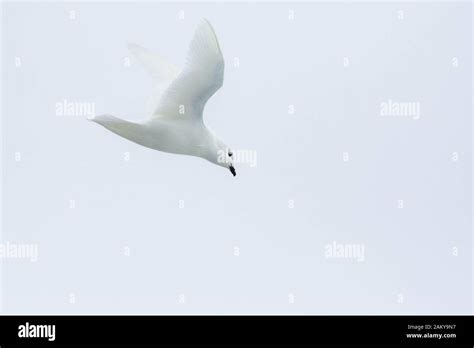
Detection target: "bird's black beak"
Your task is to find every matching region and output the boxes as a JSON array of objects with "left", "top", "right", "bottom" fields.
[{"left": 229, "top": 165, "right": 236, "bottom": 177}]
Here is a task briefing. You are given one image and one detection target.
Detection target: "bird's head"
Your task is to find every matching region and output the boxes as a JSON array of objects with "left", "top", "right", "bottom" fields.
[
  {"left": 210, "top": 138, "right": 236, "bottom": 177},
  {"left": 197, "top": 130, "right": 236, "bottom": 177}
]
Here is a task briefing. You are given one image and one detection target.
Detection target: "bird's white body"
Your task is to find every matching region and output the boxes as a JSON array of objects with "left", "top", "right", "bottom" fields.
[
  {"left": 95, "top": 115, "right": 218, "bottom": 162},
  {"left": 90, "top": 19, "right": 236, "bottom": 175}
]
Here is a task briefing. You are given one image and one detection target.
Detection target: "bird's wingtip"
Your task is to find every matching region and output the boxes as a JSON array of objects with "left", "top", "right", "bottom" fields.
[{"left": 200, "top": 18, "right": 213, "bottom": 28}]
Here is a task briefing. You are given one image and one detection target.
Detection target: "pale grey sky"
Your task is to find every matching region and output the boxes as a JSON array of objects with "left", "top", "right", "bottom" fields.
[{"left": 1, "top": 1, "right": 472, "bottom": 314}]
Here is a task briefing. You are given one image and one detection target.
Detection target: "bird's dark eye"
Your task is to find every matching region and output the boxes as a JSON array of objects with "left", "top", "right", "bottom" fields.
[{"left": 228, "top": 151, "right": 233, "bottom": 157}]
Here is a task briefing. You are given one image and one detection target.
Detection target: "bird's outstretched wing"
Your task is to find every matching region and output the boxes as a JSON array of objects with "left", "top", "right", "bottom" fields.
[
  {"left": 127, "top": 43, "right": 179, "bottom": 83},
  {"left": 127, "top": 43, "right": 180, "bottom": 116},
  {"left": 153, "top": 19, "right": 224, "bottom": 120}
]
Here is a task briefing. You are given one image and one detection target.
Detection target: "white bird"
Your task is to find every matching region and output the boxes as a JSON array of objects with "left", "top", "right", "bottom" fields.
[{"left": 90, "top": 19, "right": 236, "bottom": 176}]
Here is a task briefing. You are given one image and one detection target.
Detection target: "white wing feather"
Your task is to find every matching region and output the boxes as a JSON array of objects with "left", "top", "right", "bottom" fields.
[
  {"left": 127, "top": 43, "right": 179, "bottom": 82},
  {"left": 128, "top": 43, "right": 180, "bottom": 116},
  {"left": 153, "top": 19, "right": 224, "bottom": 120}
]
